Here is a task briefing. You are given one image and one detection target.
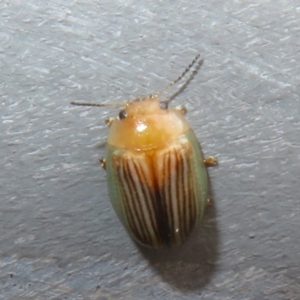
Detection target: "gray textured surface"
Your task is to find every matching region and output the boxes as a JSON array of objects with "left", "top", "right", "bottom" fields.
[{"left": 1, "top": 1, "right": 300, "bottom": 299}]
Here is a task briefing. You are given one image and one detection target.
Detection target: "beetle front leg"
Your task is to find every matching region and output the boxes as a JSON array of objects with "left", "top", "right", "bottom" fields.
[
  {"left": 204, "top": 156, "right": 218, "bottom": 167},
  {"left": 105, "top": 117, "right": 115, "bottom": 127},
  {"left": 99, "top": 158, "right": 106, "bottom": 170}
]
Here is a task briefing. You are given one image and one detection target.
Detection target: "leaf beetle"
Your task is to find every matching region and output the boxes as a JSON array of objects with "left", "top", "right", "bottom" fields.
[{"left": 71, "top": 54, "right": 217, "bottom": 248}]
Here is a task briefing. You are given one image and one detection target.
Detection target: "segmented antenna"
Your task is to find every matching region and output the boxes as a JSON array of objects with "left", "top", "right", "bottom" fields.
[
  {"left": 157, "top": 53, "right": 201, "bottom": 98},
  {"left": 70, "top": 54, "right": 201, "bottom": 108},
  {"left": 70, "top": 100, "right": 126, "bottom": 107}
]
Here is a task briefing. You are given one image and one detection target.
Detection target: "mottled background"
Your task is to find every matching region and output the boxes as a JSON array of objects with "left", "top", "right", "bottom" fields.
[{"left": 1, "top": 1, "right": 300, "bottom": 299}]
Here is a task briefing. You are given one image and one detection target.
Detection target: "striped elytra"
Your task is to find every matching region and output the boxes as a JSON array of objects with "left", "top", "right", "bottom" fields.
[
  {"left": 71, "top": 54, "right": 216, "bottom": 248},
  {"left": 106, "top": 124, "right": 209, "bottom": 248}
]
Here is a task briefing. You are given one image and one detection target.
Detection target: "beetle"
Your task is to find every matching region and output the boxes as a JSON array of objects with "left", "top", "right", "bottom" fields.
[{"left": 71, "top": 54, "right": 217, "bottom": 248}]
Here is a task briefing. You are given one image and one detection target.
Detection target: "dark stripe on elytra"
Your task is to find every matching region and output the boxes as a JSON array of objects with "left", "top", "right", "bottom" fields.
[
  {"left": 193, "top": 145, "right": 204, "bottom": 221},
  {"left": 184, "top": 150, "right": 192, "bottom": 237},
  {"left": 153, "top": 151, "right": 172, "bottom": 246},
  {"left": 185, "top": 150, "right": 193, "bottom": 236},
  {"left": 173, "top": 149, "right": 179, "bottom": 243},
  {"left": 171, "top": 148, "right": 180, "bottom": 243},
  {"left": 166, "top": 147, "right": 179, "bottom": 244},
  {"left": 185, "top": 156, "right": 193, "bottom": 233},
  {"left": 181, "top": 148, "right": 188, "bottom": 243},
  {"left": 176, "top": 147, "right": 185, "bottom": 243},
  {"left": 180, "top": 146, "right": 192, "bottom": 243},
  {"left": 181, "top": 147, "right": 188, "bottom": 237},
  {"left": 167, "top": 149, "right": 174, "bottom": 242},
  {"left": 166, "top": 149, "right": 174, "bottom": 243},
  {"left": 187, "top": 155, "right": 197, "bottom": 233}
]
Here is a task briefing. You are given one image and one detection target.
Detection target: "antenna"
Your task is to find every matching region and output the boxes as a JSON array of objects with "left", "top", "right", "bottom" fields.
[
  {"left": 157, "top": 54, "right": 201, "bottom": 100},
  {"left": 70, "top": 54, "right": 202, "bottom": 108},
  {"left": 70, "top": 101, "right": 126, "bottom": 107}
]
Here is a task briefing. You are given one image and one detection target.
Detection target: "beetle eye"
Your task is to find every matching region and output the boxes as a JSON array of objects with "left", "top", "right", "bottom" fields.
[
  {"left": 160, "top": 102, "right": 168, "bottom": 110},
  {"left": 119, "top": 109, "right": 127, "bottom": 120}
]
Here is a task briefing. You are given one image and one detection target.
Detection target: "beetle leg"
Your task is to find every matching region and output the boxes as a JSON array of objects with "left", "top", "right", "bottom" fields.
[
  {"left": 99, "top": 158, "right": 106, "bottom": 170},
  {"left": 105, "top": 117, "right": 114, "bottom": 127},
  {"left": 204, "top": 156, "right": 218, "bottom": 167},
  {"left": 175, "top": 105, "right": 187, "bottom": 115}
]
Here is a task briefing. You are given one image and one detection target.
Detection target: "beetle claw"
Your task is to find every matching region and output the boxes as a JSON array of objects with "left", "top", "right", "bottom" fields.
[{"left": 204, "top": 156, "right": 218, "bottom": 167}]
